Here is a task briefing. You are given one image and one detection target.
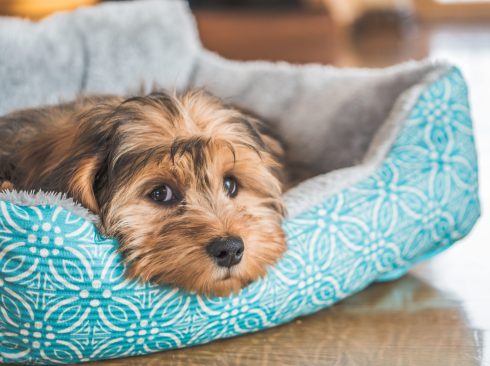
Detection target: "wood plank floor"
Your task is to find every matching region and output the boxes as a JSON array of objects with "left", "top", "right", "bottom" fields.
[{"left": 91, "top": 11, "right": 490, "bottom": 366}]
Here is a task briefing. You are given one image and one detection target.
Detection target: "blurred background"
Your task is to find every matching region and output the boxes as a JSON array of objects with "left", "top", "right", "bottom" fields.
[
  {"left": 1, "top": 0, "right": 490, "bottom": 364},
  {"left": 0, "top": 0, "right": 489, "bottom": 68}
]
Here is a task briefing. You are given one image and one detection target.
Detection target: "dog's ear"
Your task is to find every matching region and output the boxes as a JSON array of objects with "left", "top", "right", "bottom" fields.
[
  {"left": 67, "top": 156, "right": 104, "bottom": 213},
  {"left": 20, "top": 134, "right": 108, "bottom": 214},
  {"left": 239, "top": 113, "right": 286, "bottom": 184},
  {"left": 236, "top": 113, "right": 287, "bottom": 216},
  {"left": 237, "top": 111, "right": 285, "bottom": 161},
  {"left": 66, "top": 119, "right": 115, "bottom": 215},
  {"left": 258, "top": 130, "right": 285, "bottom": 161},
  {"left": 14, "top": 101, "right": 115, "bottom": 215}
]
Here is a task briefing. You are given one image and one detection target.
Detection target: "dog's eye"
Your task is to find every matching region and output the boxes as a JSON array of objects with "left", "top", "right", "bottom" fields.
[
  {"left": 150, "top": 185, "right": 175, "bottom": 204},
  {"left": 224, "top": 176, "right": 239, "bottom": 198}
]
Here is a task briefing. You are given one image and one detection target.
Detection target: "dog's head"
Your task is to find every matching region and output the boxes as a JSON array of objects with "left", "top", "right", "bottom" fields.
[{"left": 21, "top": 91, "right": 286, "bottom": 296}]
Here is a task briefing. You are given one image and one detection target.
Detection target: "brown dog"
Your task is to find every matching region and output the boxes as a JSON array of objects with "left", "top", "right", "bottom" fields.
[{"left": 0, "top": 91, "right": 286, "bottom": 296}]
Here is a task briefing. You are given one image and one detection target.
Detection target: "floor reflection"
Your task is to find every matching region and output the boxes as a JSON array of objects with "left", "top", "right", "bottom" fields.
[{"left": 93, "top": 275, "right": 480, "bottom": 366}]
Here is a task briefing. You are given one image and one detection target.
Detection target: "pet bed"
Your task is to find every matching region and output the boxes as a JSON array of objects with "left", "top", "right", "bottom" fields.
[{"left": 0, "top": 1, "right": 480, "bottom": 364}]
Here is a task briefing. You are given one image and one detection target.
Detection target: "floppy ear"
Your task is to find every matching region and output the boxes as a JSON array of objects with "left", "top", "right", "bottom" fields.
[
  {"left": 259, "top": 130, "right": 285, "bottom": 161},
  {"left": 15, "top": 107, "right": 112, "bottom": 215},
  {"left": 238, "top": 111, "right": 285, "bottom": 162},
  {"left": 241, "top": 113, "right": 287, "bottom": 186},
  {"left": 16, "top": 124, "right": 107, "bottom": 213},
  {"left": 67, "top": 156, "right": 102, "bottom": 213},
  {"left": 237, "top": 113, "right": 287, "bottom": 216}
]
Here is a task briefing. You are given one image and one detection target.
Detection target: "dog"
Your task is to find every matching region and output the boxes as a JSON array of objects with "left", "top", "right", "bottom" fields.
[{"left": 0, "top": 90, "right": 286, "bottom": 296}]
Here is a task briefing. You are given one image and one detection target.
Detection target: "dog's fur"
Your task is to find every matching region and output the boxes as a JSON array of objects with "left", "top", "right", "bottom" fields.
[{"left": 0, "top": 91, "right": 286, "bottom": 296}]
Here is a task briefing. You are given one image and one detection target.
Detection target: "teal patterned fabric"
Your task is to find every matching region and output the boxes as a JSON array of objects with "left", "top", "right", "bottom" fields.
[{"left": 0, "top": 68, "right": 480, "bottom": 364}]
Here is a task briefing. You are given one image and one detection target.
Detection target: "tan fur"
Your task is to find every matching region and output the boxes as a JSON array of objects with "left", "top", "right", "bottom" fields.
[
  {"left": 68, "top": 156, "right": 100, "bottom": 213},
  {"left": 0, "top": 180, "right": 13, "bottom": 191},
  {"left": 1, "top": 90, "right": 286, "bottom": 296}
]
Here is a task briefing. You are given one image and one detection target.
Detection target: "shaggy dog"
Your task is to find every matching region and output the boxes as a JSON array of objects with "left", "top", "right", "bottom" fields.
[{"left": 0, "top": 91, "right": 286, "bottom": 296}]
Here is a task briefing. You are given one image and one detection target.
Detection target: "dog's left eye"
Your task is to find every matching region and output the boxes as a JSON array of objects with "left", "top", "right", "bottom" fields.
[
  {"left": 150, "top": 185, "right": 175, "bottom": 204},
  {"left": 224, "top": 176, "right": 239, "bottom": 198}
]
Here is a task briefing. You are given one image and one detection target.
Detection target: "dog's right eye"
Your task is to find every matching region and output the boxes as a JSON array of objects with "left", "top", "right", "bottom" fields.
[
  {"left": 149, "top": 185, "right": 175, "bottom": 204},
  {"left": 224, "top": 176, "right": 239, "bottom": 198}
]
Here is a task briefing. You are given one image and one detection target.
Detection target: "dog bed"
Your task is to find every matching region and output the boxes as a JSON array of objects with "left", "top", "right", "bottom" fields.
[{"left": 0, "top": 1, "right": 480, "bottom": 364}]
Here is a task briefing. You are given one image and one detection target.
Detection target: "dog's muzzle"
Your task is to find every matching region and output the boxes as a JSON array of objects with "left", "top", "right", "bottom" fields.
[{"left": 206, "top": 236, "right": 244, "bottom": 268}]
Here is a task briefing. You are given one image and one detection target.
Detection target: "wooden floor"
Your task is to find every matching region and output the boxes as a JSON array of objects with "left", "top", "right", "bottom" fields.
[{"left": 92, "top": 11, "right": 490, "bottom": 366}]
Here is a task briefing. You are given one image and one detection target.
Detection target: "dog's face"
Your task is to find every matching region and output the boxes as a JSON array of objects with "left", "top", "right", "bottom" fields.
[{"left": 20, "top": 91, "right": 286, "bottom": 296}]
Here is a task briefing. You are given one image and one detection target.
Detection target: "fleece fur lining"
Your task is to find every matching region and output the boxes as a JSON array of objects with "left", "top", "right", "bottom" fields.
[{"left": 0, "top": 190, "right": 99, "bottom": 223}]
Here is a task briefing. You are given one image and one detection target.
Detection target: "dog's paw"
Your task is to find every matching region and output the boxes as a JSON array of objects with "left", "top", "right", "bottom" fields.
[{"left": 0, "top": 181, "right": 14, "bottom": 191}]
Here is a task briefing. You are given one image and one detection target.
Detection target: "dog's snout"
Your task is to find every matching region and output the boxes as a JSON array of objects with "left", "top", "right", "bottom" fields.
[{"left": 206, "top": 236, "right": 244, "bottom": 268}]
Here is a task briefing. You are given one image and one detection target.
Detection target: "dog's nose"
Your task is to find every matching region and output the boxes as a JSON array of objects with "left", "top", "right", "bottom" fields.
[{"left": 206, "top": 236, "right": 244, "bottom": 268}]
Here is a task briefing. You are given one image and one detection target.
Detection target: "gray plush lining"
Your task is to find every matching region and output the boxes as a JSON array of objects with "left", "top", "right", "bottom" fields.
[
  {"left": 282, "top": 63, "right": 452, "bottom": 217},
  {"left": 0, "top": 190, "right": 99, "bottom": 223}
]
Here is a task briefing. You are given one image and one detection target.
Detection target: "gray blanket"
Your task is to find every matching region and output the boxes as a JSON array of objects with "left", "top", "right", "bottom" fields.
[{"left": 0, "top": 0, "right": 199, "bottom": 115}]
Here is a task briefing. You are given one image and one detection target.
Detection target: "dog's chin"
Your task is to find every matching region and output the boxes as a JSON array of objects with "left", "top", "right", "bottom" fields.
[
  {"left": 126, "top": 261, "right": 260, "bottom": 297},
  {"left": 203, "top": 273, "right": 254, "bottom": 298}
]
